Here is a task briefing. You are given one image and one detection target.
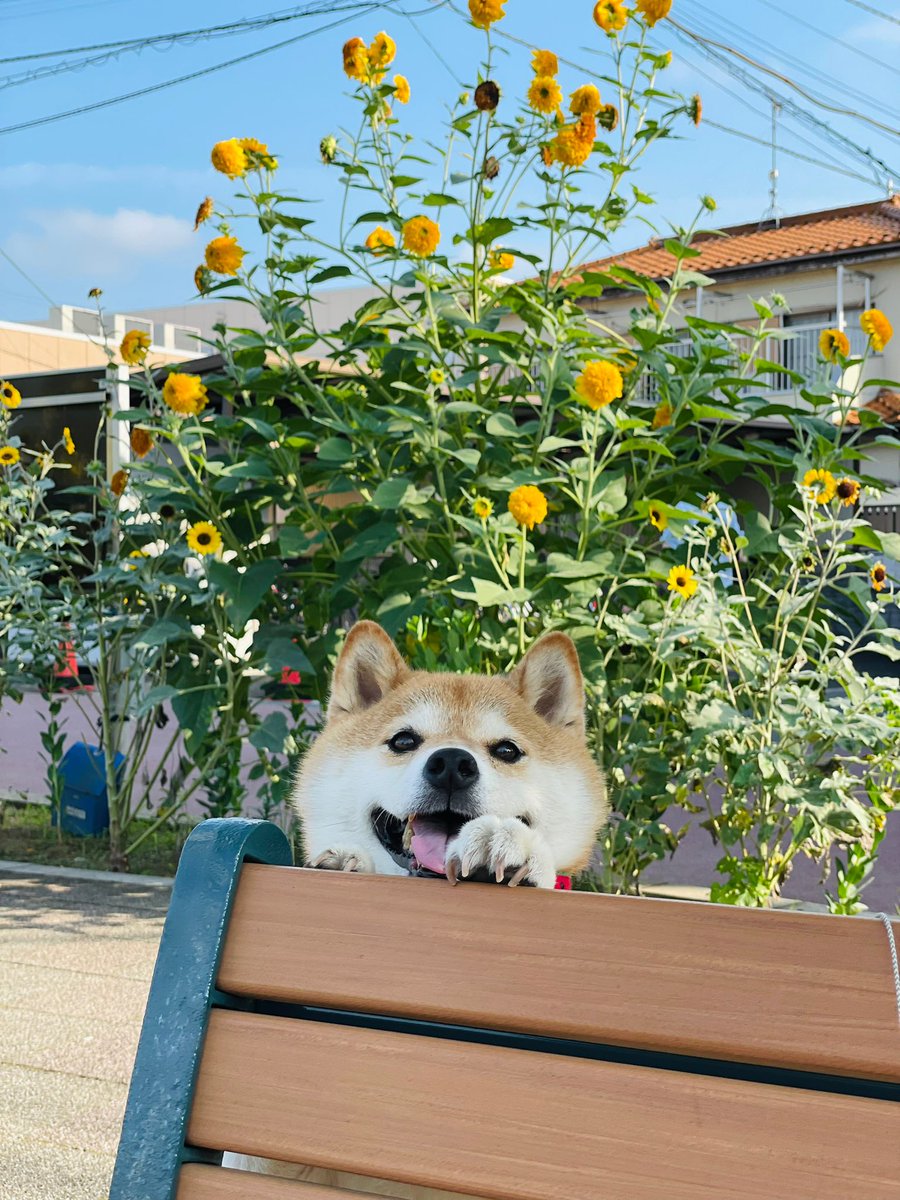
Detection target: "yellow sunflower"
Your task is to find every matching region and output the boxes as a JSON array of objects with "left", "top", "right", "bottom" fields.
[
  {"left": 550, "top": 115, "right": 597, "bottom": 166},
  {"left": 402, "top": 215, "right": 440, "bottom": 258},
  {"left": 365, "top": 225, "right": 396, "bottom": 253},
  {"left": 488, "top": 249, "right": 515, "bottom": 271},
  {"left": 239, "top": 137, "right": 277, "bottom": 170},
  {"left": 528, "top": 75, "right": 563, "bottom": 115},
  {"left": 186, "top": 521, "right": 223, "bottom": 557},
  {"left": 120, "top": 329, "right": 151, "bottom": 366},
  {"left": 652, "top": 400, "right": 673, "bottom": 430},
  {"left": 667, "top": 564, "right": 698, "bottom": 599},
  {"left": 472, "top": 496, "right": 493, "bottom": 520},
  {"left": 210, "top": 139, "right": 247, "bottom": 179},
  {"left": 593, "top": 0, "right": 628, "bottom": 31},
  {"left": 130, "top": 427, "right": 154, "bottom": 459},
  {"left": 575, "top": 360, "right": 624, "bottom": 410},
  {"left": 835, "top": 477, "right": 860, "bottom": 507},
  {"left": 508, "top": 485, "right": 548, "bottom": 530},
  {"left": 689, "top": 93, "right": 702, "bottom": 125},
  {"left": 468, "top": 0, "right": 506, "bottom": 29},
  {"left": 870, "top": 562, "right": 887, "bottom": 592},
  {"left": 570, "top": 84, "right": 602, "bottom": 116},
  {"left": 428, "top": 367, "right": 446, "bottom": 385},
  {"left": 531, "top": 49, "right": 558, "bottom": 76},
  {"left": 1, "top": 381, "right": 22, "bottom": 409},
  {"left": 819, "top": 328, "right": 849, "bottom": 363},
  {"left": 0, "top": 446, "right": 20, "bottom": 466},
  {"left": 342, "top": 36, "right": 368, "bottom": 81},
  {"left": 636, "top": 0, "right": 673, "bottom": 25},
  {"left": 110, "top": 469, "right": 129, "bottom": 497},
  {"left": 649, "top": 504, "right": 668, "bottom": 531},
  {"left": 860, "top": 308, "right": 893, "bottom": 352},
  {"left": 367, "top": 31, "right": 396, "bottom": 72},
  {"left": 802, "top": 468, "right": 837, "bottom": 504},
  {"left": 63, "top": 427, "right": 75, "bottom": 455},
  {"left": 394, "top": 74, "right": 410, "bottom": 103},
  {"left": 205, "top": 236, "right": 245, "bottom": 277},
  {"left": 163, "top": 373, "right": 208, "bottom": 417}
]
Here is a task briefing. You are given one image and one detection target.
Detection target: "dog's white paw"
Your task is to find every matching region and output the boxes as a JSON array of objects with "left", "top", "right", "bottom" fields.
[
  {"left": 308, "top": 848, "right": 374, "bottom": 873},
  {"left": 445, "top": 815, "right": 556, "bottom": 889}
]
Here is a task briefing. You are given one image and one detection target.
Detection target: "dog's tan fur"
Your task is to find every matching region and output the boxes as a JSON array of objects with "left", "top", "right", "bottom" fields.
[{"left": 224, "top": 622, "right": 607, "bottom": 1195}]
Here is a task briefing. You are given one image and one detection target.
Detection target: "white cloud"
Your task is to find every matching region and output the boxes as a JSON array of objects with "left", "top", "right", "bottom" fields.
[
  {"left": 0, "top": 162, "right": 208, "bottom": 190},
  {"left": 3, "top": 207, "right": 194, "bottom": 279}
]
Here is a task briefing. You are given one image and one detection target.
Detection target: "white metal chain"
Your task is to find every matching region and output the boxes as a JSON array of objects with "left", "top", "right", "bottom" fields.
[{"left": 875, "top": 913, "right": 900, "bottom": 1026}]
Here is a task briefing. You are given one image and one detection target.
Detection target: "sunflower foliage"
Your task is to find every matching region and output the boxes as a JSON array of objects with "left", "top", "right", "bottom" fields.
[{"left": 6, "top": 2, "right": 900, "bottom": 898}]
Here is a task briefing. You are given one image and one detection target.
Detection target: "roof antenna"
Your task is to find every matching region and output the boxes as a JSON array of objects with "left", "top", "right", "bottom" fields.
[{"left": 762, "top": 100, "right": 782, "bottom": 227}]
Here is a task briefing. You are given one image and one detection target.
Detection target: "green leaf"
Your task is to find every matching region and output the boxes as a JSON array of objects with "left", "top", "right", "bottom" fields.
[
  {"left": 485, "top": 412, "right": 519, "bottom": 438},
  {"left": 879, "top": 532, "right": 900, "bottom": 560},
  {"left": 546, "top": 552, "right": 613, "bottom": 579},
  {"left": 421, "top": 192, "right": 461, "bottom": 207},
  {"left": 849, "top": 526, "right": 883, "bottom": 552},
  {"left": 260, "top": 636, "right": 314, "bottom": 676},
  {"left": 207, "top": 559, "right": 282, "bottom": 629},
  {"left": 371, "top": 478, "right": 411, "bottom": 509},
  {"left": 471, "top": 216, "right": 515, "bottom": 246},
  {"left": 171, "top": 686, "right": 217, "bottom": 751},
  {"left": 132, "top": 619, "right": 193, "bottom": 650},
  {"left": 249, "top": 709, "right": 290, "bottom": 754},
  {"left": 317, "top": 437, "right": 354, "bottom": 465},
  {"left": 310, "top": 265, "right": 354, "bottom": 285},
  {"left": 339, "top": 521, "right": 397, "bottom": 562},
  {"left": 134, "top": 685, "right": 179, "bottom": 716}
]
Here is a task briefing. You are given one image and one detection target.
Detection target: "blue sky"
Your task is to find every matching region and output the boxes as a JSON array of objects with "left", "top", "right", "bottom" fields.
[{"left": 1, "top": 0, "right": 899, "bottom": 320}]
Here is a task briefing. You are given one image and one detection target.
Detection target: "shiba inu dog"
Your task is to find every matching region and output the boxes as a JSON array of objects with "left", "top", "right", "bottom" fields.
[
  {"left": 297, "top": 620, "right": 608, "bottom": 886},
  {"left": 224, "top": 622, "right": 607, "bottom": 1195}
]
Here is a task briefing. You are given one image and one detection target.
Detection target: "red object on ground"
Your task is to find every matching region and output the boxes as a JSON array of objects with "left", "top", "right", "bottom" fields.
[
  {"left": 56, "top": 642, "right": 79, "bottom": 678},
  {"left": 554, "top": 875, "right": 572, "bottom": 890}
]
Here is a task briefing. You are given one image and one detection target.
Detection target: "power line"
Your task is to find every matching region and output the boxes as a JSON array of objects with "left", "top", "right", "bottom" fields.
[
  {"left": 840, "top": 0, "right": 900, "bottom": 25},
  {"left": 751, "top": 0, "right": 898, "bottom": 79},
  {"left": 0, "top": 248, "right": 59, "bottom": 310},
  {"left": 0, "top": 5, "right": 384, "bottom": 137},
  {"left": 703, "top": 119, "right": 879, "bottom": 185},
  {"left": 669, "top": 15, "right": 900, "bottom": 140}
]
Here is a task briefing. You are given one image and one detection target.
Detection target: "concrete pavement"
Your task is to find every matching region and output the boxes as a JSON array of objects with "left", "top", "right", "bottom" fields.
[{"left": 0, "top": 869, "right": 169, "bottom": 1200}]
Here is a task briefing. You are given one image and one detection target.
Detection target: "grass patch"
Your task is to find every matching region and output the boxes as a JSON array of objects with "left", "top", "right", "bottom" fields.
[{"left": 0, "top": 802, "right": 189, "bottom": 876}]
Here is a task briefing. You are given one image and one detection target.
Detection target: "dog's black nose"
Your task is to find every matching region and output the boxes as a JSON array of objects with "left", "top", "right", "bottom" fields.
[{"left": 424, "top": 747, "right": 479, "bottom": 793}]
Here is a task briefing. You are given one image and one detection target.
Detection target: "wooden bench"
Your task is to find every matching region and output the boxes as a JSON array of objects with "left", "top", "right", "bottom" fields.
[{"left": 111, "top": 818, "right": 900, "bottom": 1200}]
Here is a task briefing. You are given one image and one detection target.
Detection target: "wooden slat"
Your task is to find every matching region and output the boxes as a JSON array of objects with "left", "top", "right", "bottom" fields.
[
  {"left": 189, "top": 1010, "right": 899, "bottom": 1200},
  {"left": 176, "top": 1164, "right": 363, "bottom": 1199},
  {"left": 217, "top": 865, "right": 900, "bottom": 1083}
]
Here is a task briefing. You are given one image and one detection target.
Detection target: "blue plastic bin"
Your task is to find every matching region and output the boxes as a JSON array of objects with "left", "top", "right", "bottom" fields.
[{"left": 54, "top": 743, "right": 125, "bottom": 837}]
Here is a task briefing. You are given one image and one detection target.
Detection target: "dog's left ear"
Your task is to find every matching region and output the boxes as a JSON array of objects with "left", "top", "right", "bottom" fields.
[
  {"left": 509, "top": 632, "right": 585, "bottom": 731},
  {"left": 327, "top": 621, "right": 409, "bottom": 719}
]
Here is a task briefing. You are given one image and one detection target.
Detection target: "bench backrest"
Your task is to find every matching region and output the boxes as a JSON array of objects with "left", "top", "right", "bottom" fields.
[{"left": 111, "top": 819, "right": 900, "bottom": 1200}]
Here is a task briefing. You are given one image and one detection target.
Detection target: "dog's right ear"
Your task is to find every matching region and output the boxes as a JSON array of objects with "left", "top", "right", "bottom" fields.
[{"left": 327, "top": 621, "right": 409, "bottom": 719}]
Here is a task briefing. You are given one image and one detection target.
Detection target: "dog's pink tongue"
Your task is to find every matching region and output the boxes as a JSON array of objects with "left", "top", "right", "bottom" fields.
[{"left": 410, "top": 817, "right": 449, "bottom": 875}]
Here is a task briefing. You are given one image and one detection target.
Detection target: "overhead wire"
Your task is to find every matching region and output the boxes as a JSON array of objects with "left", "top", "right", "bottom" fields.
[
  {"left": 840, "top": 0, "right": 900, "bottom": 26},
  {"left": 751, "top": 0, "right": 899, "bottom": 80},
  {"left": 0, "top": 248, "right": 59, "bottom": 310}
]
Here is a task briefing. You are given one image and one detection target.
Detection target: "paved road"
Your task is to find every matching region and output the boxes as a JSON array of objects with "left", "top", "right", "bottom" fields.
[{"left": 0, "top": 869, "right": 168, "bottom": 1200}]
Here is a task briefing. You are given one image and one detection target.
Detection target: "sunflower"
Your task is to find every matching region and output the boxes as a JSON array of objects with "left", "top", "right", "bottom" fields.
[
  {"left": 63, "top": 427, "right": 75, "bottom": 455},
  {"left": 474, "top": 80, "right": 500, "bottom": 111},
  {"left": 636, "top": 0, "right": 673, "bottom": 25},
  {"left": 402, "top": 215, "right": 440, "bottom": 258},
  {"left": 186, "top": 520, "right": 223, "bottom": 556},
  {"left": 593, "top": 0, "right": 628, "bottom": 31},
  {"left": 575, "top": 360, "right": 624, "bottom": 410},
  {"left": 569, "top": 84, "right": 602, "bottom": 116},
  {"left": 540, "top": 144, "right": 555, "bottom": 167},
  {"left": 528, "top": 75, "right": 563, "bottom": 115},
  {"left": 649, "top": 504, "right": 668, "bottom": 532},
  {"left": 193, "top": 196, "right": 214, "bottom": 230},
  {"left": 120, "top": 329, "right": 151, "bottom": 366},
  {"left": 508, "top": 485, "right": 548, "bottom": 530},
  {"left": 472, "top": 496, "right": 493, "bottom": 520},
  {"left": 319, "top": 134, "right": 338, "bottom": 164},
  {"left": 531, "top": 49, "right": 558, "bottom": 77},
  {"left": 652, "top": 400, "right": 673, "bottom": 430},
  {"left": 835, "top": 477, "right": 860, "bottom": 507},
  {"left": 428, "top": 367, "right": 446, "bottom": 385},
  {"left": 1, "top": 381, "right": 21, "bottom": 409},
  {"left": 860, "top": 308, "right": 893, "bottom": 352},
  {"left": 239, "top": 137, "right": 277, "bottom": 170},
  {"left": 819, "top": 328, "right": 849, "bottom": 363},
  {"left": 205, "top": 235, "right": 245, "bottom": 276},
  {"left": 365, "top": 225, "right": 396, "bottom": 253},
  {"left": 367, "top": 31, "right": 396, "bottom": 72},
  {"left": 488, "top": 249, "right": 515, "bottom": 272},
  {"left": 688, "top": 93, "right": 702, "bottom": 125},
  {"left": 130, "top": 427, "right": 154, "bottom": 459},
  {"left": 468, "top": 0, "right": 506, "bottom": 29},
  {"left": 667, "top": 564, "right": 698, "bottom": 599},
  {"left": 194, "top": 265, "right": 212, "bottom": 295},
  {"left": 210, "top": 139, "right": 247, "bottom": 179},
  {"left": 393, "top": 74, "right": 410, "bottom": 103},
  {"left": 110, "top": 469, "right": 129, "bottom": 497},
  {"left": 163, "top": 373, "right": 208, "bottom": 417},
  {"left": 0, "top": 446, "right": 20, "bottom": 466},
  {"left": 551, "top": 115, "right": 597, "bottom": 166},
  {"left": 802, "top": 468, "right": 837, "bottom": 504},
  {"left": 870, "top": 562, "right": 888, "bottom": 592},
  {"left": 342, "top": 36, "right": 368, "bottom": 81}
]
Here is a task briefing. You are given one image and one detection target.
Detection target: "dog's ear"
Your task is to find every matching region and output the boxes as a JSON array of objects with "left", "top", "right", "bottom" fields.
[
  {"left": 327, "top": 621, "right": 409, "bottom": 719},
  {"left": 509, "top": 632, "right": 585, "bottom": 731}
]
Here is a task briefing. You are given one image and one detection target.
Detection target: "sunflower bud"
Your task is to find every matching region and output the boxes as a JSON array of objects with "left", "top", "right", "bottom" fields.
[
  {"left": 474, "top": 80, "right": 500, "bottom": 111},
  {"left": 88, "top": 287, "right": 103, "bottom": 299},
  {"left": 319, "top": 134, "right": 338, "bottom": 164},
  {"left": 597, "top": 103, "right": 619, "bottom": 131},
  {"left": 701, "top": 194, "right": 717, "bottom": 212},
  {"left": 483, "top": 155, "right": 500, "bottom": 180}
]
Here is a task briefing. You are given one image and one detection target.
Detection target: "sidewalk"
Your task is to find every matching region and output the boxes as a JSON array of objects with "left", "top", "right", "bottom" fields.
[{"left": 0, "top": 868, "right": 169, "bottom": 1200}]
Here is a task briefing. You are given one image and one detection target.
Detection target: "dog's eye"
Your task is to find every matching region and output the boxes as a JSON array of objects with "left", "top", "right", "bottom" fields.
[
  {"left": 490, "top": 740, "right": 523, "bottom": 764},
  {"left": 387, "top": 730, "right": 422, "bottom": 754}
]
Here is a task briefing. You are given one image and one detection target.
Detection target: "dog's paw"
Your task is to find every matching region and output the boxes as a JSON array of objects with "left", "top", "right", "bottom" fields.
[
  {"left": 308, "top": 848, "right": 374, "bottom": 873},
  {"left": 445, "top": 816, "right": 556, "bottom": 889}
]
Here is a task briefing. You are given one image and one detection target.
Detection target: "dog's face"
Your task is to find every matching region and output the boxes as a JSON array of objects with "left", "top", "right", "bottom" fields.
[{"left": 295, "top": 622, "right": 607, "bottom": 878}]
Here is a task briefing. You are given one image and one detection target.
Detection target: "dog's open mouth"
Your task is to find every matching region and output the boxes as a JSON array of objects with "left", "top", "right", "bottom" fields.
[{"left": 371, "top": 807, "right": 467, "bottom": 876}]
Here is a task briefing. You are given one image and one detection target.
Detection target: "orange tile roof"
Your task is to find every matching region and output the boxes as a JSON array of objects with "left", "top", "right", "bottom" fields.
[
  {"left": 571, "top": 196, "right": 900, "bottom": 283},
  {"left": 862, "top": 387, "right": 900, "bottom": 424}
]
